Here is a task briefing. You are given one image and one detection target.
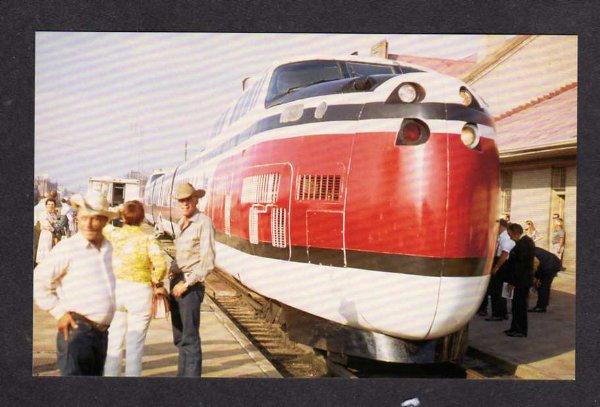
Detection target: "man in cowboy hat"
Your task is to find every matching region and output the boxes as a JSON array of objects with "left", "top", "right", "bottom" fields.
[
  {"left": 169, "top": 182, "right": 215, "bottom": 377},
  {"left": 34, "top": 190, "right": 118, "bottom": 376}
]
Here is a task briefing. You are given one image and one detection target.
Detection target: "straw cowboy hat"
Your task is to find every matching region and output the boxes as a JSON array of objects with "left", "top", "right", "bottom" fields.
[
  {"left": 70, "top": 191, "right": 119, "bottom": 220},
  {"left": 173, "top": 182, "right": 206, "bottom": 200}
]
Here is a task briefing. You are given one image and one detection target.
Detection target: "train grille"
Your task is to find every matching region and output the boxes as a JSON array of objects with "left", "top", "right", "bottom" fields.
[
  {"left": 271, "top": 207, "right": 287, "bottom": 248},
  {"left": 297, "top": 174, "right": 341, "bottom": 201}
]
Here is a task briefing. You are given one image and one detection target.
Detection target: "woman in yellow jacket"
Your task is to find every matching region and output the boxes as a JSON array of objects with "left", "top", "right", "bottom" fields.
[{"left": 103, "top": 200, "right": 167, "bottom": 377}]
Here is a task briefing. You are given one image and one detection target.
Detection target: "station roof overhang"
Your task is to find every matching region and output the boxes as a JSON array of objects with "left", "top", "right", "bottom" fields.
[{"left": 499, "top": 140, "right": 577, "bottom": 164}]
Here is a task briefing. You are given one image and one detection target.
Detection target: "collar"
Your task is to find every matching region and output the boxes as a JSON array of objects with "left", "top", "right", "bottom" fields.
[
  {"left": 179, "top": 210, "right": 201, "bottom": 226},
  {"left": 74, "top": 232, "right": 109, "bottom": 251}
]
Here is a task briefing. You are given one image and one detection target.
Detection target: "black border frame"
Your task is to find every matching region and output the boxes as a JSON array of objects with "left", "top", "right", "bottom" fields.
[{"left": 2, "top": 1, "right": 599, "bottom": 405}]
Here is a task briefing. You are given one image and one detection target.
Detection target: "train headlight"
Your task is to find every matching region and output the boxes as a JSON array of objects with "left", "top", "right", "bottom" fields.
[
  {"left": 397, "top": 83, "right": 418, "bottom": 103},
  {"left": 396, "top": 119, "right": 430, "bottom": 146},
  {"left": 459, "top": 88, "right": 473, "bottom": 107},
  {"left": 461, "top": 123, "right": 480, "bottom": 149}
]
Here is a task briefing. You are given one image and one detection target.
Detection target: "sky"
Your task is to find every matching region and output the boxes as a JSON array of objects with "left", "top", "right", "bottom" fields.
[{"left": 35, "top": 33, "right": 487, "bottom": 192}]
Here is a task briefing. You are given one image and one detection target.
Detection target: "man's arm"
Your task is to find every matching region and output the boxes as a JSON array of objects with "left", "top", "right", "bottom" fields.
[
  {"left": 184, "top": 218, "right": 216, "bottom": 286},
  {"left": 33, "top": 244, "right": 69, "bottom": 320},
  {"left": 491, "top": 251, "right": 509, "bottom": 274}
]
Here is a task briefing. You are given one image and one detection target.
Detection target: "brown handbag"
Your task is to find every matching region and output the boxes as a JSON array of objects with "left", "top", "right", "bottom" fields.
[{"left": 151, "top": 289, "right": 171, "bottom": 319}]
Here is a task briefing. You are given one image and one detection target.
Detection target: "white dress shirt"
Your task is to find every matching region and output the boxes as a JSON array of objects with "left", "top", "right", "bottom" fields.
[
  {"left": 496, "top": 230, "right": 516, "bottom": 257},
  {"left": 34, "top": 233, "right": 116, "bottom": 325}
]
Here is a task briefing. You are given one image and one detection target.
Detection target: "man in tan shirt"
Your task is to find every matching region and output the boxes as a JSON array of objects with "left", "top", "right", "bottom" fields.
[{"left": 169, "top": 182, "right": 215, "bottom": 377}]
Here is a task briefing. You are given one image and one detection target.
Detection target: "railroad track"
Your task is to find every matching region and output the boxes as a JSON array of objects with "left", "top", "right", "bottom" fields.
[{"left": 157, "top": 234, "right": 512, "bottom": 379}]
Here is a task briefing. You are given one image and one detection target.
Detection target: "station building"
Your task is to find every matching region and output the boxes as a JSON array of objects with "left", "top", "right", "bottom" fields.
[{"left": 390, "top": 35, "right": 578, "bottom": 272}]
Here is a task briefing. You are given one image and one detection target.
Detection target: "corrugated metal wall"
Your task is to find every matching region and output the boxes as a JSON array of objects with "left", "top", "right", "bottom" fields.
[{"left": 510, "top": 168, "right": 552, "bottom": 250}]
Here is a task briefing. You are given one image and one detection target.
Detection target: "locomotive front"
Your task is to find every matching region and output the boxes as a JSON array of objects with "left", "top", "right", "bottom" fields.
[{"left": 344, "top": 70, "right": 499, "bottom": 340}]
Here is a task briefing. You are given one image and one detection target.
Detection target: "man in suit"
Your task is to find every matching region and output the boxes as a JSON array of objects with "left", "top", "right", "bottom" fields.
[
  {"left": 478, "top": 218, "right": 515, "bottom": 320},
  {"left": 530, "top": 247, "right": 562, "bottom": 312},
  {"left": 504, "top": 223, "right": 535, "bottom": 338}
]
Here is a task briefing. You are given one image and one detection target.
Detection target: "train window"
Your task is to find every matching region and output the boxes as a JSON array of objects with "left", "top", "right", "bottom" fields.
[
  {"left": 398, "top": 65, "right": 424, "bottom": 74},
  {"left": 249, "top": 70, "right": 268, "bottom": 110},
  {"left": 241, "top": 173, "right": 280, "bottom": 203},
  {"left": 345, "top": 62, "right": 397, "bottom": 77},
  {"left": 296, "top": 174, "right": 341, "bottom": 201},
  {"left": 266, "top": 60, "right": 343, "bottom": 105}
]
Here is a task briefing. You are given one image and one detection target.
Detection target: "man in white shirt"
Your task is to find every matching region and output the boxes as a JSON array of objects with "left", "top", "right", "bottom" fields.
[
  {"left": 478, "top": 219, "right": 516, "bottom": 319},
  {"left": 34, "top": 191, "right": 118, "bottom": 376}
]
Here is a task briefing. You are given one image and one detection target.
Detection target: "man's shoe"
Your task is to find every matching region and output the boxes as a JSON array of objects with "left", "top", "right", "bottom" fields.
[
  {"left": 503, "top": 329, "right": 513, "bottom": 334},
  {"left": 528, "top": 307, "right": 546, "bottom": 313},
  {"left": 477, "top": 310, "right": 487, "bottom": 317},
  {"left": 506, "top": 331, "right": 527, "bottom": 338},
  {"left": 485, "top": 316, "right": 504, "bottom": 321}
]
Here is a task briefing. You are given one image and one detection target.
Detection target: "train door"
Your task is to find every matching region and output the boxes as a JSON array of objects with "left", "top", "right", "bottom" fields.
[
  {"left": 299, "top": 168, "right": 347, "bottom": 267},
  {"left": 241, "top": 163, "right": 293, "bottom": 261}
]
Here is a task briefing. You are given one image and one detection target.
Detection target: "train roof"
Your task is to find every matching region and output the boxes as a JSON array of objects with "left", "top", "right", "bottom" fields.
[{"left": 265, "top": 54, "right": 434, "bottom": 74}]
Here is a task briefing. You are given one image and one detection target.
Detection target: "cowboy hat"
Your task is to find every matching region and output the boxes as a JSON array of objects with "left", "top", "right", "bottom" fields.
[
  {"left": 173, "top": 182, "right": 206, "bottom": 200},
  {"left": 70, "top": 191, "right": 119, "bottom": 220}
]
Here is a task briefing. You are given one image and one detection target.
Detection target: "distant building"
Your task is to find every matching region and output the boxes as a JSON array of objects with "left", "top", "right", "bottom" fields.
[
  {"left": 125, "top": 170, "right": 148, "bottom": 198},
  {"left": 34, "top": 175, "right": 58, "bottom": 203}
]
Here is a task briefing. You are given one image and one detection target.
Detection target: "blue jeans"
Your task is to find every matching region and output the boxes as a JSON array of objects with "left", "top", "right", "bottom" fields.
[
  {"left": 56, "top": 318, "right": 108, "bottom": 376},
  {"left": 170, "top": 275, "right": 205, "bottom": 377}
]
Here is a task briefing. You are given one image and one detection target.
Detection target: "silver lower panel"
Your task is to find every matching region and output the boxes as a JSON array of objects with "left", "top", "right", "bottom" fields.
[{"left": 281, "top": 306, "right": 468, "bottom": 364}]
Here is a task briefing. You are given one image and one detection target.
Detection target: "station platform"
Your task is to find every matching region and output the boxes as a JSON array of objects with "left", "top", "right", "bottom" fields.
[
  {"left": 32, "top": 296, "right": 282, "bottom": 378},
  {"left": 468, "top": 271, "right": 575, "bottom": 380}
]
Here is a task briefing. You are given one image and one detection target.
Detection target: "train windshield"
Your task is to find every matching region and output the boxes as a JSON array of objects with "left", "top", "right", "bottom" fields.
[
  {"left": 266, "top": 60, "right": 344, "bottom": 104},
  {"left": 346, "top": 62, "right": 397, "bottom": 77},
  {"left": 266, "top": 60, "right": 406, "bottom": 105}
]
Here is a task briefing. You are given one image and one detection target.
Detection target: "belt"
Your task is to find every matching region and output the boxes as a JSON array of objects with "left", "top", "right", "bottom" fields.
[{"left": 70, "top": 312, "right": 110, "bottom": 333}]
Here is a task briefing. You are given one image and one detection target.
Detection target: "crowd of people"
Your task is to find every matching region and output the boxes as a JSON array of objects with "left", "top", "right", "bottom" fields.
[
  {"left": 33, "top": 182, "right": 215, "bottom": 377},
  {"left": 477, "top": 214, "right": 566, "bottom": 338}
]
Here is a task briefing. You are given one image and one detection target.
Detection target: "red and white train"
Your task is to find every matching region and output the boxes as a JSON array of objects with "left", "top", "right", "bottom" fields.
[{"left": 143, "top": 55, "right": 499, "bottom": 363}]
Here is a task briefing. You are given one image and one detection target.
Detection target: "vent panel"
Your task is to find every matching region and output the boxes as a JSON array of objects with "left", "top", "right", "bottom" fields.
[
  {"left": 271, "top": 207, "right": 287, "bottom": 248},
  {"left": 297, "top": 174, "right": 341, "bottom": 201},
  {"left": 242, "top": 173, "right": 280, "bottom": 203}
]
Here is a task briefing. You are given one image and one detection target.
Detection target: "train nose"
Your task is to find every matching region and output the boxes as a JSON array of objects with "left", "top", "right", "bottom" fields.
[{"left": 425, "top": 100, "right": 499, "bottom": 339}]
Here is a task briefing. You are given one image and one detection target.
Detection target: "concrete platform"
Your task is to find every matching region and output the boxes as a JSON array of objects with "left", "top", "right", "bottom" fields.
[
  {"left": 33, "top": 296, "right": 282, "bottom": 378},
  {"left": 468, "top": 272, "right": 575, "bottom": 380}
]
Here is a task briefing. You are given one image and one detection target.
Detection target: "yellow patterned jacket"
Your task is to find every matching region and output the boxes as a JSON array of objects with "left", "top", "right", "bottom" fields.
[{"left": 103, "top": 224, "right": 167, "bottom": 284}]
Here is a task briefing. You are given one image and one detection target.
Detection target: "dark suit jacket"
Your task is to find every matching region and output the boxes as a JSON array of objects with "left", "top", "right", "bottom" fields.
[
  {"left": 534, "top": 247, "right": 562, "bottom": 278},
  {"left": 506, "top": 235, "right": 536, "bottom": 288}
]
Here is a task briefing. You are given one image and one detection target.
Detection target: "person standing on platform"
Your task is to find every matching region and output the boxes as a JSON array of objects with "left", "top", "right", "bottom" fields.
[
  {"left": 34, "top": 191, "right": 57, "bottom": 226},
  {"left": 479, "top": 219, "right": 515, "bottom": 320},
  {"left": 524, "top": 220, "right": 542, "bottom": 244},
  {"left": 169, "top": 183, "right": 215, "bottom": 377},
  {"left": 551, "top": 218, "right": 566, "bottom": 268},
  {"left": 33, "top": 191, "right": 118, "bottom": 375},
  {"left": 35, "top": 198, "right": 60, "bottom": 264},
  {"left": 103, "top": 200, "right": 167, "bottom": 377},
  {"left": 504, "top": 223, "right": 536, "bottom": 338},
  {"left": 529, "top": 247, "right": 562, "bottom": 313}
]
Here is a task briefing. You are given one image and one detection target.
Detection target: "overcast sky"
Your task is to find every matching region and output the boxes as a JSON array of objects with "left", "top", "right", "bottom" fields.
[{"left": 35, "top": 33, "right": 486, "bottom": 192}]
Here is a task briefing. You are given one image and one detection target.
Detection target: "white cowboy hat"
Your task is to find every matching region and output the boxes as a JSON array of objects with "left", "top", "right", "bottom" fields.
[
  {"left": 70, "top": 191, "right": 119, "bottom": 220},
  {"left": 172, "top": 182, "right": 206, "bottom": 200}
]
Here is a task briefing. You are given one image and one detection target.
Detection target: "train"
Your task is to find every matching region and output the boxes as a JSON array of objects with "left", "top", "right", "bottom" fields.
[{"left": 143, "top": 55, "right": 499, "bottom": 363}]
